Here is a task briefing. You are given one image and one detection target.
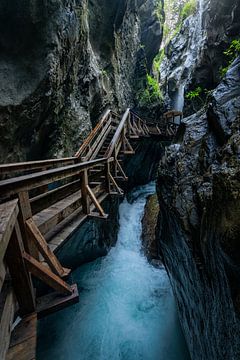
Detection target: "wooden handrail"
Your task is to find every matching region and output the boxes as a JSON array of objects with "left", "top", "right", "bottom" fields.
[
  {"left": 75, "top": 109, "right": 112, "bottom": 158},
  {"left": 0, "top": 157, "right": 76, "bottom": 175},
  {"left": 105, "top": 108, "right": 130, "bottom": 157},
  {"left": 0, "top": 157, "right": 112, "bottom": 198}
]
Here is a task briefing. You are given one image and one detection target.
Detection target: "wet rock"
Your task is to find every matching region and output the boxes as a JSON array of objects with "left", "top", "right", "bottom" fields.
[
  {"left": 157, "top": 59, "right": 240, "bottom": 359},
  {"left": 160, "top": 0, "right": 240, "bottom": 115},
  {"left": 0, "top": 0, "right": 162, "bottom": 162},
  {"left": 142, "top": 194, "right": 160, "bottom": 260}
]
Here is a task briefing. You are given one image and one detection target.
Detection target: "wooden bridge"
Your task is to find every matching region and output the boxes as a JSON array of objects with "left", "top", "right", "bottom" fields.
[{"left": 0, "top": 108, "right": 181, "bottom": 359}]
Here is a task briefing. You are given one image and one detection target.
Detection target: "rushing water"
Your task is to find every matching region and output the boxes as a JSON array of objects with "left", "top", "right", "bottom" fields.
[{"left": 37, "top": 183, "right": 190, "bottom": 360}]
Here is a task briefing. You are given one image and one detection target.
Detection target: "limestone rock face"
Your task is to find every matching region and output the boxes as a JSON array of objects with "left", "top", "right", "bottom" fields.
[
  {"left": 0, "top": 0, "right": 162, "bottom": 162},
  {"left": 157, "top": 57, "right": 240, "bottom": 359},
  {"left": 160, "top": 0, "right": 240, "bottom": 114}
]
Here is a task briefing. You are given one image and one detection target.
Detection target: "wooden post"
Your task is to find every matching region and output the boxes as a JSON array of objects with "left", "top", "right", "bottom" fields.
[
  {"left": 18, "top": 191, "right": 39, "bottom": 260},
  {"left": 105, "top": 162, "right": 111, "bottom": 194},
  {"left": 5, "top": 221, "right": 36, "bottom": 316},
  {"left": 81, "top": 170, "right": 90, "bottom": 214}
]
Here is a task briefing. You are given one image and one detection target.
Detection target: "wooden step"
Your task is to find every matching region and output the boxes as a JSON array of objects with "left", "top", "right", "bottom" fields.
[
  {"left": 32, "top": 190, "right": 82, "bottom": 235},
  {"left": 48, "top": 192, "right": 109, "bottom": 252}
]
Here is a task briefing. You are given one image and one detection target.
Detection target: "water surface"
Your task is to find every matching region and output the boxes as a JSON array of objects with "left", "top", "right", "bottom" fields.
[{"left": 37, "top": 183, "right": 190, "bottom": 360}]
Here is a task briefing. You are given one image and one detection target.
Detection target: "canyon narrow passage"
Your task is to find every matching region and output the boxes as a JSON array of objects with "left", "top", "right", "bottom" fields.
[{"left": 37, "top": 183, "right": 189, "bottom": 360}]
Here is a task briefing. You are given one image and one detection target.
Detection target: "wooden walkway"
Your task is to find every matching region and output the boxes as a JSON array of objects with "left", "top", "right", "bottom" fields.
[{"left": 0, "top": 108, "right": 181, "bottom": 359}]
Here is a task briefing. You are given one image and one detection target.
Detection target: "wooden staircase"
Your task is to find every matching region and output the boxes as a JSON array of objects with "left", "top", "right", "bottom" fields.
[{"left": 0, "top": 108, "right": 181, "bottom": 359}]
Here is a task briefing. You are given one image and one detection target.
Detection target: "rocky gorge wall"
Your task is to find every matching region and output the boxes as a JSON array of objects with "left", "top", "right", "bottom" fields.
[
  {"left": 160, "top": 0, "right": 240, "bottom": 114},
  {"left": 157, "top": 56, "right": 240, "bottom": 360},
  {"left": 0, "top": 0, "right": 162, "bottom": 163}
]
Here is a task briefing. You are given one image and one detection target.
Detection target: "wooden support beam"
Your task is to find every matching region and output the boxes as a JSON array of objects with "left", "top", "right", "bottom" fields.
[
  {"left": 26, "top": 218, "right": 70, "bottom": 278},
  {"left": 81, "top": 170, "right": 90, "bottom": 214},
  {"left": 5, "top": 221, "right": 36, "bottom": 315},
  {"left": 18, "top": 191, "right": 39, "bottom": 260},
  {"left": 109, "top": 172, "right": 124, "bottom": 195},
  {"left": 86, "top": 185, "right": 106, "bottom": 217},
  {"left": 23, "top": 252, "right": 72, "bottom": 295},
  {"left": 36, "top": 284, "right": 79, "bottom": 318},
  {"left": 116, "top": 159, "right": 128, "bottom": 181}
]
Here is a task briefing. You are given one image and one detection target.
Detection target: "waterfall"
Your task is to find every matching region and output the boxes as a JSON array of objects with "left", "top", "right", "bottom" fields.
[
  {"left": 169, "top": 0, "right": 208, "bottom": 112},
  {"left": 37, "top": 183, "right": 190, "bottom": 360}
]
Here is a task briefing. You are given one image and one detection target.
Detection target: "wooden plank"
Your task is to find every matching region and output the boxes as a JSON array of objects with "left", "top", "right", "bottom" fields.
[
  {"left": 23, "top": 252, "right": 72, "bottom": 295},
  {"left": 0, "top": 157, "right": 76, "bottom": 175},
  {"left": 6, "top": 314, "right": 37, "bottom": 360},
  {"left": 26, "top": 219, "right": 70, "bottom": 277},
  {"left": 5, "top": 221, "right": 36, "bottom": 315},
  {"left": 36, "top": 283, "right": 79, "bottom": 318},
  {"left": 8, "top": 313, "right": 37, "bottom": 348},
  {"left": 75, "top": 109, "right": 111, "bottom": 157},
  {"left": 89, "top": 123, "right": 113, "bottom": 160},
  {"left": 0, "top": 199, "right": 19, "bottom": 264},
  {"left": 48, "top": 192, "right": 108, "bottom": 252},
  {"left": 0, "top": 158, "right": 109, "bottom": 198},
  {"left": 32, "top": 190, "right": 82, "bottom": 235},
  {"left": 0, "top": 283, "right": 15, "bottom": 360},
  {"left": 30, "top": 179, "right": 81, "bottom": 215}
]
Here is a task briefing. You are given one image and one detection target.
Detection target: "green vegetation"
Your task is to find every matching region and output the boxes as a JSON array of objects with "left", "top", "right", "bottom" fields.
[
  {"left": 155, "top": 0, "right": 164, "bottom": 23},
  {"left": 220, "top": 39, "right": 240, "bottom": 77},
  {"left": 185, "top": 86, "right": 213, "bottom": 111},
  {"left": 138, "top": 74, "right": 163, "bottom": 107},
  {"left": 185, "top": 86, "right": 203, "bottom": 100},
  {"left": 180, "top": 0, "right": 197, "bottom": 21},
  {"left": 153, "top": 49, "right": 165, "bottom": 73}
]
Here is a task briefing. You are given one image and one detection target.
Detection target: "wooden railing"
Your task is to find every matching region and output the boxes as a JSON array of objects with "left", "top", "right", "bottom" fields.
[{"left": 0, "top": 107, "right": 182, "bottom": 359}]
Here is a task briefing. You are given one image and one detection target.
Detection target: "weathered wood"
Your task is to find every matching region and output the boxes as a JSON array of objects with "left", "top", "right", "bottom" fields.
[
  {"left": 6, "top": 313, "right": 37, "bottom": 360},
  {"left": 0, "top": 262, "right": 6, "bottom": 292},
  {"left": 0, "top": 283, "right": 15, "bottom": 360},
  {"left": 18, "top": 191, "right": 39, "bottom": 259},
  {"left": 32, "top": 189, "right": 82, "bottom": 235},
  {"left": 109, "top": 172, "right": 124, "bottom": 195},
  {"left": 116, "top": 159, "right": 128, "bottom": 181},
  {"left": 81, "top": 170, "right": 90, "bottom": 214},
  {"left": 0, "top": 157, "right": 76, "bottom": 175},
  {"left": 86, "top": 185, "right": 106, "bottom": 217},
  {"left": 0, "top": 157, "right": 109, "bottom": 198},
  {"left": 26, "top": 219, "right": 70, "bottom": 277},
  {"left": 5, "top": 221, "right": 36, "bottom": 315},
  {"left": 0, "top": 199, "right": 19, "bottom": 264},
  {"left": 30, "top": 179, "right": 81, "bottom": 215},
  {"left": 36, "top": 283, "right": 79, "bottom": 318},
  {"left": 23, "top": 252, "right": 72, "bottom": 295},
  {"left": 75, "top": 109, "right": 111, "bottom": 157},
  {"left": 89, "top": 123, "right": 113, "bottom": 160}
]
